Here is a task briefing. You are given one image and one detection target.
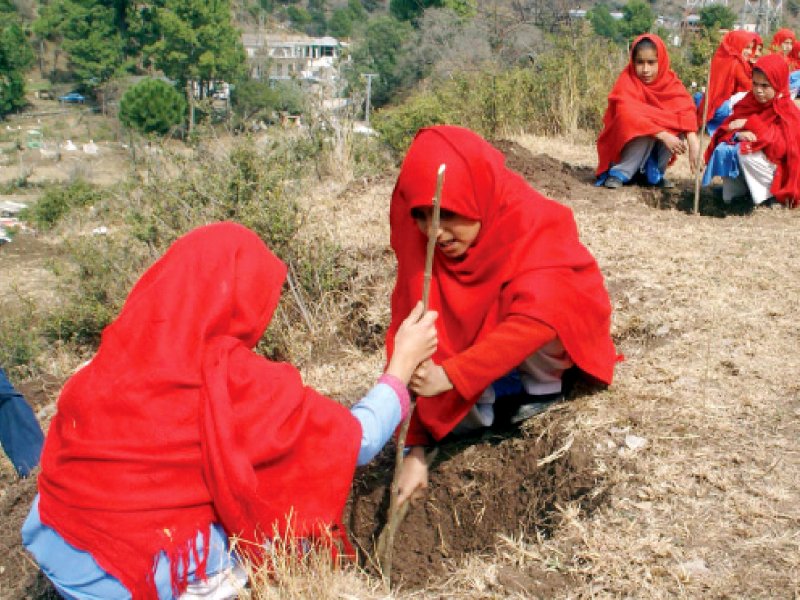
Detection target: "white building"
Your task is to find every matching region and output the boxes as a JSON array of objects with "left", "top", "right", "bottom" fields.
[{"left": 241, "top": 33, "right": 347, "bottom": 85}]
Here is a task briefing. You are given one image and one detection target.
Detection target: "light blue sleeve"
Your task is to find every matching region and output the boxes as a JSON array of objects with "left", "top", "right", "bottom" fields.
[{"left": 350, "top": 383, "right": 402, "bottom": 466}]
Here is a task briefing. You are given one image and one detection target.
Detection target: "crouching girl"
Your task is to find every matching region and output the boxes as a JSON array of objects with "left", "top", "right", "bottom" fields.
[
  {"left": 22, "top": 222, "right": 438, "bottom": 599},
  {"left": 702, "top": 54, "right": 800, "bottom": 208},
  {"left": 387, "top": 126, "right": 618, "bottom": 504},
  {"left": 596, "top": 34, "right": 699, "bottom": 189}
]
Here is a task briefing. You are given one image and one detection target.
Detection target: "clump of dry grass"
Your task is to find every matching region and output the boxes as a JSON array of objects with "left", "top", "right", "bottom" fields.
[{"left": 235, "top": 534, "right": 390, "bottom": 600}]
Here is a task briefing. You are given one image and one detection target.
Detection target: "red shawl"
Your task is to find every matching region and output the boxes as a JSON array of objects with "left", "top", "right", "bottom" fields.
[
  {"left": 388, "top": 126, "right": 617, "bottom": 443},
  {"left": 596, "top": 34, "right": 698, "bottom": 177},
  {"left": 705, "top": 54, "right": 800, "bottom": 207},
  {"left": 700, "top": 31, "right": 756, "bottom": 121},
  {"left": 790, "top": 41, "right": 800, "bottom": 71},
  {"left": 37, "top": 223, "right": 361, "bottom": 598}
]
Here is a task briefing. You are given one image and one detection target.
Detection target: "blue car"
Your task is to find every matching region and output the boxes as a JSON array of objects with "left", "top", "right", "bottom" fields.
[{"left": 58, "top": 92, "right": 85, "bottom": 104}]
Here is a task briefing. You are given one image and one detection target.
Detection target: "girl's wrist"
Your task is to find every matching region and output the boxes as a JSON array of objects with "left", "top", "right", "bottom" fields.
[
  {"left": 378, "top": 373, "right": 410, "bottom": 420},
  {"left": 384, "top": 356, "right": 414, "bottom": 385}
]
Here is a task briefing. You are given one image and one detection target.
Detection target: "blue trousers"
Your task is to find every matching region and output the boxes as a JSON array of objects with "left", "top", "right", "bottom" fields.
[{"left": 0, "top": 368, "right": 44, "bottom": 476}]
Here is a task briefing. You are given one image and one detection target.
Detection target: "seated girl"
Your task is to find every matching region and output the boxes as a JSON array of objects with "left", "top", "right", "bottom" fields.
[
  {"left": 769, "top": 28, "right": 796, "bottom": 63},
  {"left": 22, "top": 222, "right": 438, "bottom": 599},
  {"left": 702, "top": 54, "right": 800, "bottom": 208},
  {"left": 790, "top": 41, "right": 800, "bottom": 98},
  {"left": 698, "top": 31, "right": 757, "bottom": 136},
  {"left": 596, "top": 34, "right": 699, "bottom": 190},
  {"left": 386, "top": 126, "right": 618, "bottom": 504}
]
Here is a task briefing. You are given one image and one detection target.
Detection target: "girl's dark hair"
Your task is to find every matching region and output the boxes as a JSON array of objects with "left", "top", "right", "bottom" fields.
[{"left": 632, "top": 37, "right": 658, "bottom": 59}]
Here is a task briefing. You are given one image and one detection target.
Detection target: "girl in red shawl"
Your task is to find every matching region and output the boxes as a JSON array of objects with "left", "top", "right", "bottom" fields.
[
  {"left": 387, "top": 126, "right": 617, "bottom": 504},
  {"left": 769, "top": 28, "right": 796, "bottom": 61},
  {"left": 789, "top": 40, "right": 800, "bottom": 71},
  {"left": 702, "top": 54, "right": 800, "bottom": 207},
  {"left": 752, "top": 33, "right": 764, "bottom": 65},
  {"left": 596, "top": 34, "right": 699, "bottom": 189},
  {"left": 21, "top": 222, "right": 438, "bottom": 599},
  {"left": 790, "top": 41, "right": 800, "bottom": 97},
  {"left": 698, "top": 31, "right": 757, "bottom": 135}
]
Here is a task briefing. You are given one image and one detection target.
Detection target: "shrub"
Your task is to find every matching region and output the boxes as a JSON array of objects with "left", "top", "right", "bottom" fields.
[
  {"left": 20, "top": 180, "right": 103, "bottom": 231},
  {"left": 119, "top": 78, "right": 187, "bottom": 135},
  {"left": 373, "top": 26, "right": 624, "bottom": 156},
  {"left": 0, "top": 300, "right": 44, "bottom": 376}
]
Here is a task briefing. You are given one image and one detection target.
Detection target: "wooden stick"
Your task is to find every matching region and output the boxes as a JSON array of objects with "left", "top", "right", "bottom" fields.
[
  {"left": 694, "top": 58, "right": 713, "bottom": 215},
  {"left": 376, "top": 163, "right": 446, "bottom": 586}
]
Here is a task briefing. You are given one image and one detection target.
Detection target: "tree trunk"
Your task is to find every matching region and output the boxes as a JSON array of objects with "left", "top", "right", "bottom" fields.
[{"left": 186, "top": 80, "right": 194, "bottom": 135}]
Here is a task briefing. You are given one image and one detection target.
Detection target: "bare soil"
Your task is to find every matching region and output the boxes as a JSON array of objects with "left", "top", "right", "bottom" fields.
[{"left": 1, "top": 137, "right": 798, "bottom": 599}]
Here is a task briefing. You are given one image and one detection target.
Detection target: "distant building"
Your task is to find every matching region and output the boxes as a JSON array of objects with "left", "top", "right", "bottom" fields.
[{"left": 241, "top": 32, "right": 347, "bottom": 88}]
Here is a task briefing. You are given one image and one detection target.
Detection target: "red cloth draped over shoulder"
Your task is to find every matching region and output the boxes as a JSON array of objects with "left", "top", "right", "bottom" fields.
[
  {"left": 790, "top": 41, "right": 800, "bottom": 70},
  {"left": 700, "top": 31, "right": 756, "bottom": 121},
  {"left": 596, "top": 34, "right": 698, "bottom": 177},
  {"left": 37, "top": 223, "right": 361, "bottom": 599},
  {"left": 387, "top": 126, "right": 617, "bottom": 444},
  {"left": 705, "top": 54, "right": 800, "bottom": 207}
]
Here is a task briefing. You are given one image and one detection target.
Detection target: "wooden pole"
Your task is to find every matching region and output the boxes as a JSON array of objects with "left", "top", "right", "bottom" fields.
[
  {"left": 694, "top": 58, "right": 713, "bottom": 215},
  {"left": 376, "top": 163, "right": 446, "bottom": 585}
]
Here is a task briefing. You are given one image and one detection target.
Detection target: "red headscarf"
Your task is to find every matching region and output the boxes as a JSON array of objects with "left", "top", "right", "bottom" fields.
[
  {"left": 37, "top": 223, "right": 361, "bottom": 598},
  {"left": 770, "top": 28, "right": 796, "bottom": 57},
  {"left": 596, "top": 34, "right": 698, "bottom": 177},
  {"left": 705, "top": 54, "right": 800, "bottom": 207},
  {"left": 388, "top": 126, "right": 617, "bottom": 442},
  {"left": 700, "top": 31, "right": 756, "bottom": 121}
]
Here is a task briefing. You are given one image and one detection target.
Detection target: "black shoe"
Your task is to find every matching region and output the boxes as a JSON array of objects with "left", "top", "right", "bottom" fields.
[
  {"left": 493, "top": 391, "right": 564, "bottom": 427},
  {"left": 604, "top": 176, "right": 623, "bottom": 189},
  {"left": 509, "top": 391, "right": 563, "bottom": 424}
]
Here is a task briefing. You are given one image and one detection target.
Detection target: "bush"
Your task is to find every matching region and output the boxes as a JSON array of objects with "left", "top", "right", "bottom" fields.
[
  {"left": 20, "top": 180, "right": 103, "bottom": 231},
  {"left": 119, "top": 78, "right": 187, "bottom": 135},
  {"left": 373, "top": 26, "right": 624, "bottom": 156},
  {"left": 0, "top": 301, "right": 44, "bottom": 376}
]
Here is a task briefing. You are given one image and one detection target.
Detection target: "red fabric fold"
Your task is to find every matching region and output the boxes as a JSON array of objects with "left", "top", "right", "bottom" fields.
[
  {"left": 704, "top": 54, "right": 800, "bottom": 207},
  {"left": 596, "top": 34, "right": 698, "bottom": 177},
  {"left": 699, "top": 31, "right": 756, "bottom": 122},
  {"left": 388, "top": 126, "right": 617, "bottom": 444},
  {"left": 37, "top": 222, "right": 361, "bottom": 598}
]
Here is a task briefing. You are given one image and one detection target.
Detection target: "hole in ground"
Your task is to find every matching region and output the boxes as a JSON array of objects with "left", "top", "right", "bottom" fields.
[{"left": 346, "top": 410, "right": 606, "bottom": 588}]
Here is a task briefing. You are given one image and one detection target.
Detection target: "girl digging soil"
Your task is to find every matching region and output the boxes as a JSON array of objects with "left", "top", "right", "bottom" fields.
[
  {"left": 386, "top": 126, "right": 617, "bottom": 504},
  {"left": 22, "top": 222, "right": 438, "bottom": 599}
]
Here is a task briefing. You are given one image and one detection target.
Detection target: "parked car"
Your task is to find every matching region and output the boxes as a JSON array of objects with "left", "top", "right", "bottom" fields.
[{"left": 58, "top": 92, "right": 85, "bottom": 104}]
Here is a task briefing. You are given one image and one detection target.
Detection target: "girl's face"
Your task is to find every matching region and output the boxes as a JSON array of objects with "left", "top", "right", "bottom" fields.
[
  {"left": 752, "top": 70, "right": 776, "bottom": 104},
  {"left": 411, "top": 207, "right": 481, "bottom": 258},
  {"left": 751, "top": 44, "right": 762, "bottom": 63},
  {"left": 633, "top": 46, "right": 659, "bottom": 85},
  {"left": 782, "top": 38, "right": 794, "bottom": 55},
  {"left": 742, "top": 42, "right": 754, "bottom": 61}
]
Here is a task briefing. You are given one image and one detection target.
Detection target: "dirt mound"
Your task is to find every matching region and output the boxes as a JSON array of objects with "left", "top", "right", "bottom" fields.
[
  {"left": 346, "top": 410, "right": 600, "bottom": 593},
  {"left": 493, "top": 139, "right": 596, "bottom": 199}
]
